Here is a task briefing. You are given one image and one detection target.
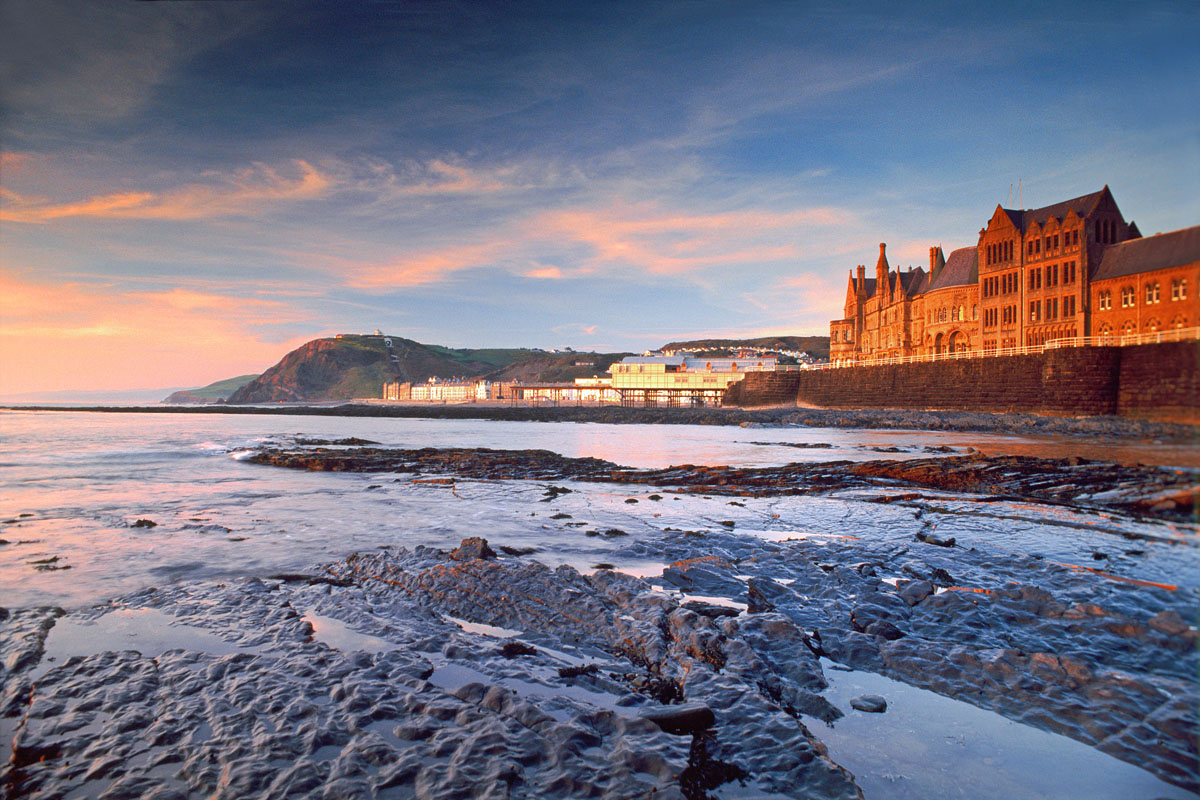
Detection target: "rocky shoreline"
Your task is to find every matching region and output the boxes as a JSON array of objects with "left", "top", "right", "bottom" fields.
[
  {"left": 5, "top": 403, "right": 1199, "bottom": 443},
  {"left": 2, "top": 445, "right": 1196, "bottom": 798}
]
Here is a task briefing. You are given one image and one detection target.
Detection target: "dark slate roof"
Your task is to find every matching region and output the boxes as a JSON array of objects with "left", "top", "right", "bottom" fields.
[
  {"left": 858, "top": 277, "right": 877, "bottom": 296},
  {"left": 895, "top": 268, "right": 927, "bottom": 296},
  {"left": 1091, "top": 226, "right": 1200, "bottom": 282},
  {"left": 926, "top": 246, "right": 978, "bottom": 292},
  {"left": 999, "top": 188, "right": 1109, "bottom": 232}
]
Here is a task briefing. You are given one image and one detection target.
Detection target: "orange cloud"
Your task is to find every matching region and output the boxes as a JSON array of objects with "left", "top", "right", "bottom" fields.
[
  {"left": 0, "top": 274, "right": 312, "bottom": 395},
  {"left": 1, "top": 160, "right": 332, "bottom": 223},
  {"left": 524, "top": 266, "right": 563, "bottom": 279}
]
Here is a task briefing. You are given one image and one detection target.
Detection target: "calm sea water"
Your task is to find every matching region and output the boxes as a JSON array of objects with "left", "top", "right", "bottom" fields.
[
  {"left": 2, "top": 409, "right": 1196, "bottom": 610},
  {"left": 1, "top": 409, "right": 1196, "bottom": 799}
]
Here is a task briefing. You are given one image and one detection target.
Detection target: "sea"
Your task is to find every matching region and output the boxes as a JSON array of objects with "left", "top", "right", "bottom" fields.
[{"left": 1, "top": 408, "right": 1197, "bottom": 799}]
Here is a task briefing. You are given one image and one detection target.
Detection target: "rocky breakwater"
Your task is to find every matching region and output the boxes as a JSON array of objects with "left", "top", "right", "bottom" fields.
[
  {"left": 1, "top": 539, "right": 864, "bottom": 799},
  {"left": 248, "top": 445, "right": 1200, "bottom": 523}
]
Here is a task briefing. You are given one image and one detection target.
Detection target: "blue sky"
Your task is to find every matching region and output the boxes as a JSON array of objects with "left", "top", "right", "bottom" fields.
[{"left": 2, "top": 0, "right": 1197, "bottom": 393}]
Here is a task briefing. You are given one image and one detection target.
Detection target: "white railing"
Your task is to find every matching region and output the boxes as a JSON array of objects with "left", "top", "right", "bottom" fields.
[{"left": 815, "top": 326, "right": 1200, "bottom": 369}]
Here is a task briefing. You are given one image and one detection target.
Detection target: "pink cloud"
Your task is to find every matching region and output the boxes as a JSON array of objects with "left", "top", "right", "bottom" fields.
[
  {"left": 332, "top": 202, "right": 852, "bottom": 289},
  {"left": 1, "top": 160, "right": 332, "bottom": 223},
  {"left": 344, "top": 241, "right": 510, "bottom": 289}
]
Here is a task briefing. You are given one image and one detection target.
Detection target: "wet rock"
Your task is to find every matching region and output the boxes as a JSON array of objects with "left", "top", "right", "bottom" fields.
[
  {"left": 899, "top": 580, "right": 934, "bottom": 606},
  {"left": 449, "top": 537, "right": 497, "bottom": 561},
  {"left": 497, "top": 545, "right": 539, "bottom": 556},
  {"left": 915, "top": 531, "right": 955, "bottom": 547},
  {"left": 639, "top": 703, "right": 716, "bottom": 735},
  {"left": 499, "top": 641, "right": 538, "bottom": 658},
  {"left": 557, "top": 663, "right": 600, "bottom": 679},
  {"left": 849, "top": 694, "right": 887, "bottom": 713},
  {"left": 130, "top": 519, "right": 157, "bottom": 528},
  {"left": 864, "top": 620, "right": 905, "bottom": 641},
  {"left": 745, "top": 579, "right": 778, "bottom": 613},
  {"left": 682, "top": 601, "right": 740, "bottom": 619}
]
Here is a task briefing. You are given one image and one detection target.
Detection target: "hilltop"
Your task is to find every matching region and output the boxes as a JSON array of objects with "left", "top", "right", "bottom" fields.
[
  {"left": 225, "top": 335, "right": 629, "bottom": 404},
  {"left": 659, "top": 335, "right": 829, "bottom": 360}
]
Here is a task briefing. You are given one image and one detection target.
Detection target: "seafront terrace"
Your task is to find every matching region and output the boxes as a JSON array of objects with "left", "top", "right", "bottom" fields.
[{"left": 818, "top": 326, "right": 1200, "bottom": 369}]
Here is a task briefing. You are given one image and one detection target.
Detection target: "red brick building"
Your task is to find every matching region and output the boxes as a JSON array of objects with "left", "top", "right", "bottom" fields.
[{"left": 830, "top": 187, "right": 1199, "bottom": 364}]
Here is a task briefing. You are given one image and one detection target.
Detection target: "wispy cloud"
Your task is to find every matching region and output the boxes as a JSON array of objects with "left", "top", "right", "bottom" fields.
[
  {"left": 340, "top": 201, "right": 855, "bottom": 288},
  {"left": 2, "top": 161, "right": 332, "bottom": 223}
]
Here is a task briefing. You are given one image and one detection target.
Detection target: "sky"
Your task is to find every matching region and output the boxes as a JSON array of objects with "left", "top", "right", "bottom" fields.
[{"left": 1, "top": 0, "right": 1198, "bottom": 395}]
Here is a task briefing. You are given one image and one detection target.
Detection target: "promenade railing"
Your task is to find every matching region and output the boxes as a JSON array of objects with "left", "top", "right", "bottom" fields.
[{"left": 813, "top": 326, "right": 1200, "bottom": 370}]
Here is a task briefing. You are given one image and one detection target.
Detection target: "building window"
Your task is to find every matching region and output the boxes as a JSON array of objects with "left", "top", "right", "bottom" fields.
[
  {"left": 1047, "top": 298, "right": 1058, "bottom": 319},
  {"left": 1172, "top": 278, "right": 1189, "bottom": 300},
  {"left": 1145, "top": 282, "right": 1160, "bottom": 304},
  {"left": 1063, "top": 295, "right": 1076, "bottom": 317},
  {"left": 1029, "top": 301, "right": 1041, "bottom": 322},
  {"left": 1052, "top": 234, "right": 1059, "bottom": 250},
  {"left": 1120, "top": 286, "right": 1135, "bottom": 308}
]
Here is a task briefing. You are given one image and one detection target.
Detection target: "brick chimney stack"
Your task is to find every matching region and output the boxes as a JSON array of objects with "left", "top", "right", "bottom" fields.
[
  {"left": 856, "top": 264, "right": 866, "bottom": 296},
  {"left": 928, "top": 246, "right": 945, "bottom": 282}
]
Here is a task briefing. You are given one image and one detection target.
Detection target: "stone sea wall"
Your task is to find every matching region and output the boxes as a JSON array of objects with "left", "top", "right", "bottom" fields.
[{"left": 726, "top": 341, "right": 1199, "bottom": 423}]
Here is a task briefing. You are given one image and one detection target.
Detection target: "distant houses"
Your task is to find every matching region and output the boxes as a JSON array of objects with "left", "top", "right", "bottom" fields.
[{"left": 382, "top": 354, "right": 783, "bottom": 407}]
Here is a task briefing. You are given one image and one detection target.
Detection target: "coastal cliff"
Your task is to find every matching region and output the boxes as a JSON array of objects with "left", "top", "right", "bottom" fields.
[
  {"left": 161, "top": 374, "right": 259, "bottom": 404},
  {"left": 225, "top": 335, "right": 626, "bottom": 404}
]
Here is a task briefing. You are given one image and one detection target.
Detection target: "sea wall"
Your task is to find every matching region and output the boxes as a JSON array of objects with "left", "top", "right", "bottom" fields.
[{"left": 725, "top": 342, "right": 1199, "bottom": 423}]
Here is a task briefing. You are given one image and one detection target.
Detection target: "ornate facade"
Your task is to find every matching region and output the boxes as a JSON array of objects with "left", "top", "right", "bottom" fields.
[{"left": 830, "top": 187, "right": 1199, "bottom": 363}]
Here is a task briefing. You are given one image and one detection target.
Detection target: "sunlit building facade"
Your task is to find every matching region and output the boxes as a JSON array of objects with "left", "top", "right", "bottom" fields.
[{"left": 831, "top": 187, "right": 1200, "bottom": 363}]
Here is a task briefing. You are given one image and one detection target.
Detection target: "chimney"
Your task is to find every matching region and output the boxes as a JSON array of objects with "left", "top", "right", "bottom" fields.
[
  {"left": 876, "top": 243, "right": 889, "bottom": 289},
  {"left": 928, "top": 246, "right": 945, "bottom": 282},
  {"left": 856, "top": 264, "right": 866, "bottom": 295}
]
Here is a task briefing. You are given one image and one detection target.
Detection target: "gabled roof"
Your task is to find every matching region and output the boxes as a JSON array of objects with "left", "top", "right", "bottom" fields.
[
  {"left": 927, "top": 246, "right": 978, "bottom": 292},
  {"left": 995, "top": 187, "right": 1112, "bottom": 234},
  {"left": 1091, "top": 226, "right": 1200, "bottom": 282},
  {"left": 894, "top": 268, "right": 927, "bottom": 296}
]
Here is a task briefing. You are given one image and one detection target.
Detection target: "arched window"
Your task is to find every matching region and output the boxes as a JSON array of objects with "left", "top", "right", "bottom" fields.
[
  {"left": 1145, "top": 318, "right": 1161, "bottom": 333},
  {"left": 1121, "top": 320, "right": 1137, "bottom": 335}
]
